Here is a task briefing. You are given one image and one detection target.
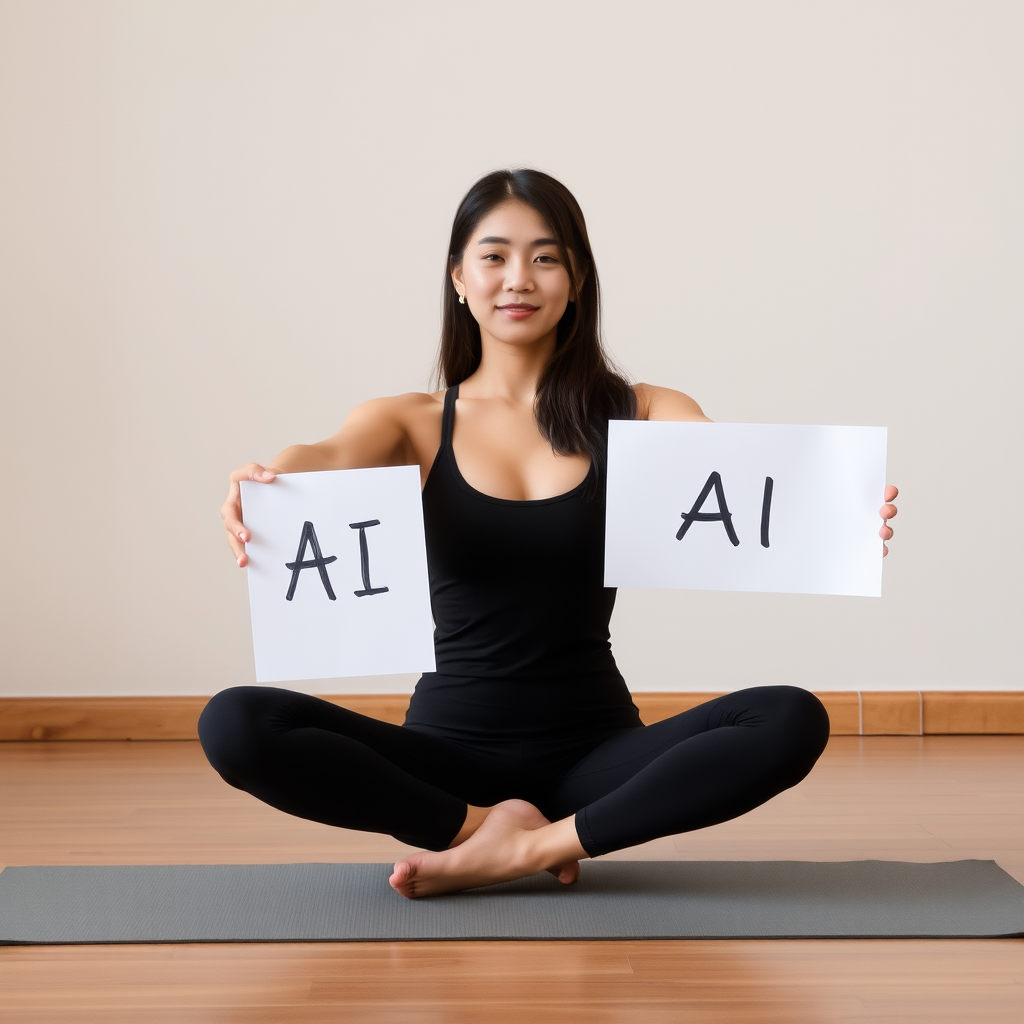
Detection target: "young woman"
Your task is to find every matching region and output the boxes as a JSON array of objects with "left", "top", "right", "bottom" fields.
[{"left": 200, "top": 169, "right": 898, "bottom": 898}]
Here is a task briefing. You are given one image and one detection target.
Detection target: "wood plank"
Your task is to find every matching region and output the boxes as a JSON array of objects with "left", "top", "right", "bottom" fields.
[
  {"left": 3, "top": 692, "right": 1023, "bottom": 741},
  {"left": 814, "top": 692, "right": 860, "bottom": 735},
  {"left": 923, "top": 691, "right": 1024, "bottom": 734},
  {"left": 861, "top": 692, "right": 922, "bottom": 735},
  {"left": 0, "top": 694, "right": 412, "bottom": 741},
  {"left": 0, "top": 696, "right": 208, "bottom": 742},
  {"left": 4, "top": 938, "right": 1022, "bottom": 1023}
]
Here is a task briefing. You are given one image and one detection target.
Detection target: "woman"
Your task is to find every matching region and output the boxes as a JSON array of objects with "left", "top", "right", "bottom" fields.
[{"left": 200, "top": 169, "right": 898, "bottom": 898}]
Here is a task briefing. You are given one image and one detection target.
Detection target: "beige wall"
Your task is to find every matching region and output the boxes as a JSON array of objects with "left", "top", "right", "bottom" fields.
[{"left": 1, "top": 0, "right": 1021, "bottom": 696}]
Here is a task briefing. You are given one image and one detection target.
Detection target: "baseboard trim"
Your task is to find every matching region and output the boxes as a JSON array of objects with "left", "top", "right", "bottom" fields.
[{"left": 2, "top": 691, "right": 1022, "bottom": 742}]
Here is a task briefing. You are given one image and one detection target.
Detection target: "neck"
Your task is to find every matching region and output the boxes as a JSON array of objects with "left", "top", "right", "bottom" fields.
[{"left": 460, "top": 327, "right": 558, "bottom": 403}]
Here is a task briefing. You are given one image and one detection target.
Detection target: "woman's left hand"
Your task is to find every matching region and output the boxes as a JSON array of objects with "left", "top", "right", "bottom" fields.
[{"left": 879, "top": 485, "right": 898, "bottom": 556}]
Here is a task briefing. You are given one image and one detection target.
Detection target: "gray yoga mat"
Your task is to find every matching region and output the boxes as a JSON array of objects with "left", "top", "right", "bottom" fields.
[{"left": 2, "top": 860, "right": 1023, "bottom": 944}]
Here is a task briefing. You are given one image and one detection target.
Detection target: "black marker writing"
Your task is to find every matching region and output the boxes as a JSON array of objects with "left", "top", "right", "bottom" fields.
[
  {"left": 349, "top": 520, "right": 389, "bottom": 597},
  {"left": 676, "top": 471, "right": 740, "bottom": 546},
  {"left": 284, "top": 521, "right": 337, "bottom": 601},
  {"left": 760, "top": 476, "right": 774, "bottom": 548}
]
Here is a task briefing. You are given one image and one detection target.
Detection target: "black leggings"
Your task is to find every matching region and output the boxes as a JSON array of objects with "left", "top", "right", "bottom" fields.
[{"left": 198, "top": 685, "right": 829, "bottom": 857}]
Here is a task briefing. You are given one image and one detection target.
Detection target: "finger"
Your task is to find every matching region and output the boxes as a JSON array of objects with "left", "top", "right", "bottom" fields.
[
  {"left": 223, "top": 464, "right": 274, "bottom": 555},
  {"left": 221, "top": 492, "right": 249, "bottom": 537},
  {"left": 230, "top": 463, "right": 276, "bottom": 484},
  {"left": 223, "top": 512, "right": 250, "bottom": 545},
  {"left": 882, "top": 542, "right": 889, "bottom": 557},
  {"left": 879, "top": 524, "right": 893, "bottom": 541},
  {"left": 226, "top": 530, "right": 248, "bottom": 567},
  {"left": 884, "top": 485, "right": 898, "bottom": 502},
  {"left": 879, "top": 503, "right": 898, "bottom": 520}
]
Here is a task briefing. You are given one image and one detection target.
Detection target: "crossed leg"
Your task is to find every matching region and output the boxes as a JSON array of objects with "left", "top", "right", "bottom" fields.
[
  {"left": 389, "top": 685, "right": 830, "bottom": 896},
  {"left": 199, "top": 685, "right": 830, "bottom": 899}
]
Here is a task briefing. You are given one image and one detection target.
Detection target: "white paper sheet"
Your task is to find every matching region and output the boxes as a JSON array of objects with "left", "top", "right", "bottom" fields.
[
  {"left": 605, "top": 422, "right": 888, "bottom": 597},
  {"left": 240, "top": 466, "right": 436, "bottom": 682}
]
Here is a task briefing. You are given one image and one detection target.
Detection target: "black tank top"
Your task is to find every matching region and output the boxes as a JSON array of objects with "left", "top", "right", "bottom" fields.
[{"left": 404, "top": 385, "right": 641, "bottom": 741}]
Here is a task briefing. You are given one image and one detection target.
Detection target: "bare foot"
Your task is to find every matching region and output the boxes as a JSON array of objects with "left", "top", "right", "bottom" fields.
[
  {"left": 448, "top": 802, "right": 579, "bottom": 885},
  {"left": 508, "top": 804, "right": 581, "bottom": 885},
  {"left": 389, "top": 799, "right": 586, "bottom": 898}
]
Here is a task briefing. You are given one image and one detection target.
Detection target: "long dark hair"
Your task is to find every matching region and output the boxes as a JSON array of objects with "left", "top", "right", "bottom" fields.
[{"left": 436, "top": 168, "right": 636, "bottom": 496}]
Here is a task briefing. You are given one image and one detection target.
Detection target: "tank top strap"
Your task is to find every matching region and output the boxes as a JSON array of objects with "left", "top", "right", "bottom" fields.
[{"left": 440, "top": 384, "right": 459, "bottom": 449}]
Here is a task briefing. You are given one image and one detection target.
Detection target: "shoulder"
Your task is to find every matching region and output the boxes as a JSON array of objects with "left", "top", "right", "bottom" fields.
[
  {"left": 341, "top": 391, "right": 445, "bottom": 432},
  {"left": 633, "top": 383, "right": 710, "bottom": 422},
  {"left": 333, "top": 391, "right": 446, "bottom": 469}
]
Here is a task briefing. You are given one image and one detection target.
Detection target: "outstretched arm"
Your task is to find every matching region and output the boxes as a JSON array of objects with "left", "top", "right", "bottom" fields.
[{"left": 222, "top": 393, "right": 438, "bottom": 566}]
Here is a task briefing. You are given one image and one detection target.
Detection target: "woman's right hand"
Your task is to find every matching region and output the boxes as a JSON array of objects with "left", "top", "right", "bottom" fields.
[{"left": 222, "top": 463, "right": 277, "bottom": 567}]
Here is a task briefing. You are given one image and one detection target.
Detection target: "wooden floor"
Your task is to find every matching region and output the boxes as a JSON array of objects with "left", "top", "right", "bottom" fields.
[{"left": 1, "top": 735, "right": 1022, "bottom": 1022}]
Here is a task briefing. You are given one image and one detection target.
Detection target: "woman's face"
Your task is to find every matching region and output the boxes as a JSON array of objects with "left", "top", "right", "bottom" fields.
[{"left": 452, "top": 200, "right": 574, "bottom": 349}]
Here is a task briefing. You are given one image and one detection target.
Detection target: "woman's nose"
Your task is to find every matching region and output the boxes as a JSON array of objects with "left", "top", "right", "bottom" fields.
[{"left": 503, "top": 258, "right": 534, "bottom": 292}]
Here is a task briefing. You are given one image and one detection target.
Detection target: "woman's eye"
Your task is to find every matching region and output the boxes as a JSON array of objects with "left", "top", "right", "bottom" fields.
[
  {"left": 535, "top": 255, "right": 559, "bottom": 263},
  {"left": 482, "top": 253, "right": 504, "bottom": 262}
]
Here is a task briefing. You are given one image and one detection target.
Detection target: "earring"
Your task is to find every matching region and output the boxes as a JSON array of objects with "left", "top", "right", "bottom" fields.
[{"left": 458, "top": 293, "right": 466, "bottom": 305}]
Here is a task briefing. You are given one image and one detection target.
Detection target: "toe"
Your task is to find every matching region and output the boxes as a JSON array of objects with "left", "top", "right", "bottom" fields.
[
  {"left": 389, "top": 860, "right": 416, "bottom": 897},
  {"left": 556, "top": 861, "right": 581, "bottom": 885}
]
